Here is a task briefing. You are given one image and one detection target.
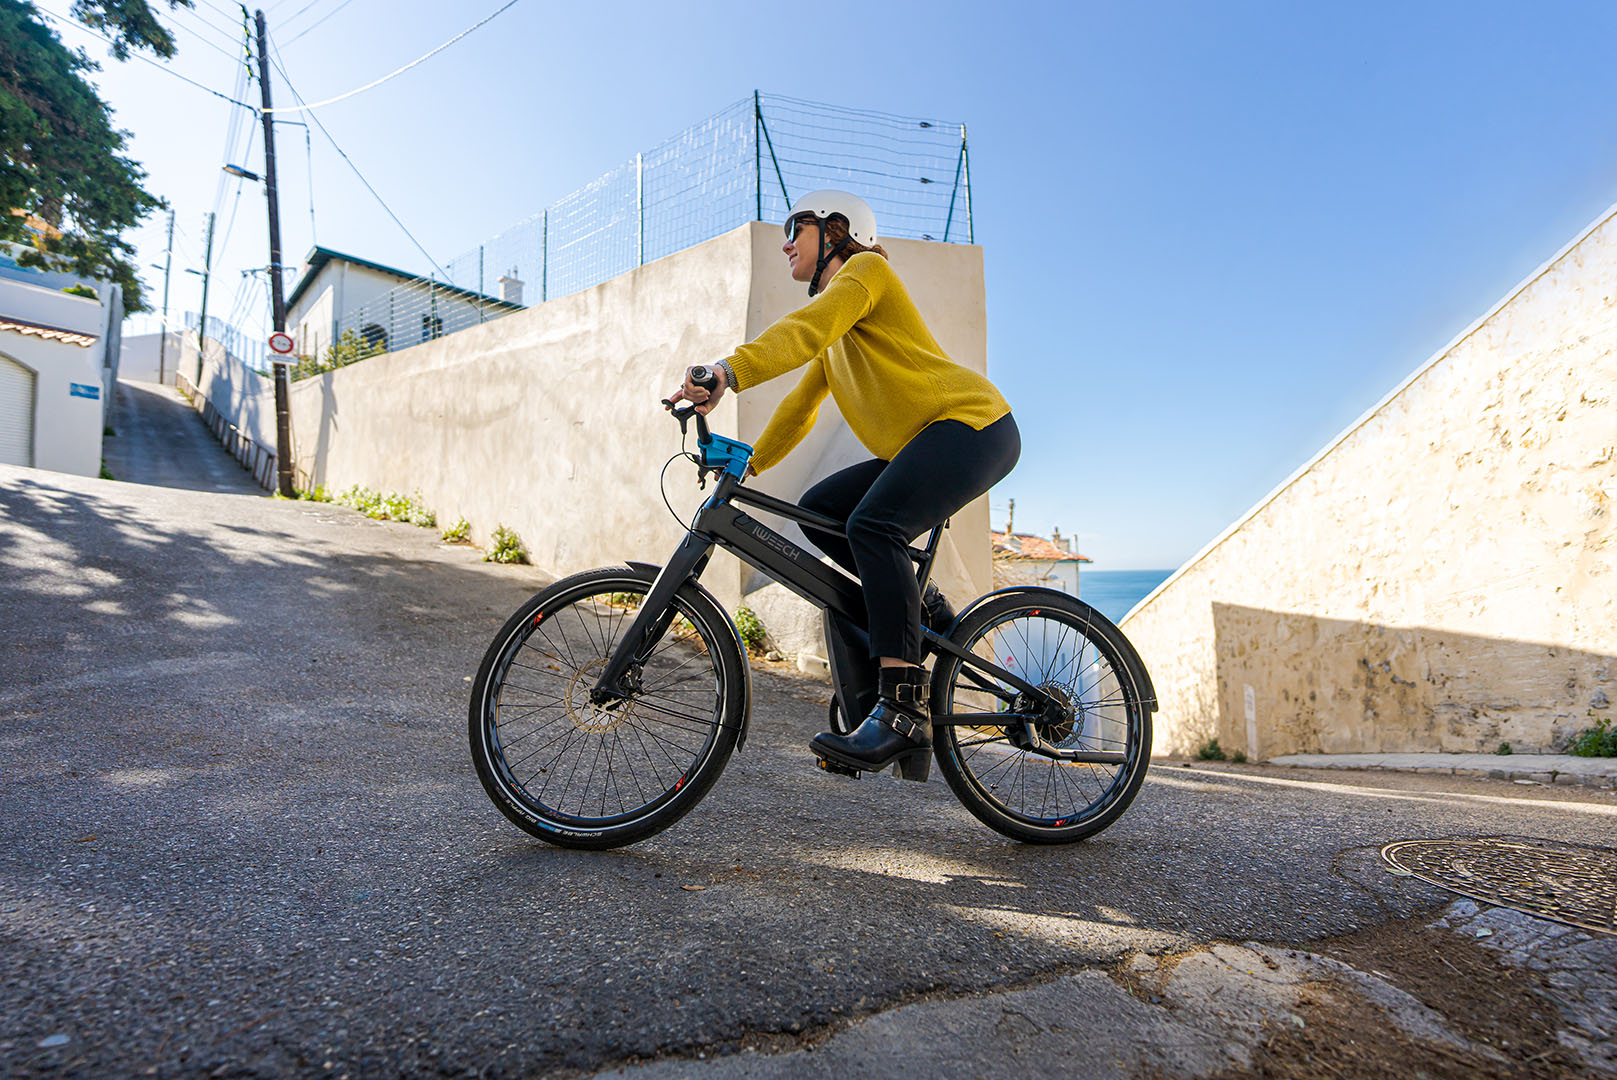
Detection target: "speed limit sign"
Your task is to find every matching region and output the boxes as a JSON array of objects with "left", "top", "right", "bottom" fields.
[{"left": 268, "top": 331, "right": 294, "bottom": 355}]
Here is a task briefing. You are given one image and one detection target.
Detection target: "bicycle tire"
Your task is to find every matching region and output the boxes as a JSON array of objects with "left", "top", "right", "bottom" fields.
[
  {"left": 468, "top": 566, "right": 746, "bottom": 849},
  {"left": 931, "top": 591, "right": 1152, "bottom": 843}
]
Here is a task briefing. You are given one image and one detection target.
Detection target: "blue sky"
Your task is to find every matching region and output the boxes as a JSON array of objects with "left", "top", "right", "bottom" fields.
[{"left": 38, "top": 0, "right": 1617, "bottom": 569}]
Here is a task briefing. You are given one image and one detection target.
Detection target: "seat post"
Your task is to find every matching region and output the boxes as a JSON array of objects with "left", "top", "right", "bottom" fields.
[{"left": 912, "top": 518, "right": 948, "bottom": 591}]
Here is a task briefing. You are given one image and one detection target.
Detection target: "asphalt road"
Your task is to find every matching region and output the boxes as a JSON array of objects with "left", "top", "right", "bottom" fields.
[
  {"left": 101, "top": 379, "right": 265, "bottom": 495},
  {"left": 3, "top": 460, "right": 1615, "bottom": 1078}
]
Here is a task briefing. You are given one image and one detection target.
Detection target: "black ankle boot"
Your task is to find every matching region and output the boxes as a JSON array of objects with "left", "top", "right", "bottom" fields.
[{"left": 811, "top": 665, "right": 932, "bottom": 781}]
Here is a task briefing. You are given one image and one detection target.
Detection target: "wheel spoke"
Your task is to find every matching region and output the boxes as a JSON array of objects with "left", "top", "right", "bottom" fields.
[
  {"left": 935, "top": 599, "right": 1147, "bottom": 834},
  {"left": 473, "top": 579, "right": 733, "bottom": 833}
]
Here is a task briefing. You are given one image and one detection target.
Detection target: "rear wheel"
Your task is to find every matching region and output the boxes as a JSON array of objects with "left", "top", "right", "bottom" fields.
[
  {"left": 468, "top": 566, "right": 745, "bottom": 849},
  {"left": 931, "top": 592, "right": 1152, "bottom": 843}
]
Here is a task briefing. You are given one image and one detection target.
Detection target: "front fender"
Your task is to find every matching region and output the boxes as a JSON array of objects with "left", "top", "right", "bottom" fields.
[{"left": 627, "top": 561, "right": 754, "bottom": 749}]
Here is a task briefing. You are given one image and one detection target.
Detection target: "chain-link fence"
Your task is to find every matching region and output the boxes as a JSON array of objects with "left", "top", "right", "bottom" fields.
[
  {"left": 327, "top": 92, "right": 971, "bottom": 366},
  {"left": 186, "top": 310, "right": 264, "bottom": 372}
]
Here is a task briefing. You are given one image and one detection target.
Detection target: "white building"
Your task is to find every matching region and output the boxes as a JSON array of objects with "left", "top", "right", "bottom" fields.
[
  {"left": 285, "top": 246, "right": 522, "bottom": 361},
  {"left": 0, "top": 242, "right": 123, "bottom": 475},
  {"left": 991, "top": 505, "right": 1091, "bottom": 595}
]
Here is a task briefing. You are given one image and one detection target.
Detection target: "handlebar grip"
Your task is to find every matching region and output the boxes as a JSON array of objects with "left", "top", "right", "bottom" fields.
[{"left": 689, "top": 365, "right": 720, "bottom": 392}]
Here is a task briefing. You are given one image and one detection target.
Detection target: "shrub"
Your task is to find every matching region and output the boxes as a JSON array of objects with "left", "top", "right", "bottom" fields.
[
  {"left": 1230, "top": 749, "right": 1248, "bottom": 764},
  {"left": 62, "top": 283, "right": 98, "bottom": 299},
  {"left": 441, "top": 517, "right": 471, "bottom": 544},
  {"left": 484, "top": 525, "right": 528, "bottom": 564},
  {"left": 1195, "top": 738, "right": 1227, "bottom": 761},
  {"left": 1495, "top": 742, "right": 1513, "bottom": 756},
  {"left": 735, "top": 605, "right": 767, "bottom": 654},
  {"left": 1568, "top": 719, "right": 1617, "bottom": 757}
]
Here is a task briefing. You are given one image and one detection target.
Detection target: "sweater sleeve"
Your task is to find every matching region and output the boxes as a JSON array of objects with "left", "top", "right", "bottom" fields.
[
  {"left": 749, "top": 355, "right": 831, "bottom": 474},
  {"left": 722, "top": 268, "right": 876, "bottom": 391}
]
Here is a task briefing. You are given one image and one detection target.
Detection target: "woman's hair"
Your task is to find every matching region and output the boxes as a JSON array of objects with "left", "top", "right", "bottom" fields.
[{"left": 822, "top": 215, "right": 888, "bottom": 260}]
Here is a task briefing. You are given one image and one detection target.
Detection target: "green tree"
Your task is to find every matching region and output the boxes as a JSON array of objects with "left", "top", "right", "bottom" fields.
[{"left": 0, "top": 0, "right": 195, "bottom": 313}]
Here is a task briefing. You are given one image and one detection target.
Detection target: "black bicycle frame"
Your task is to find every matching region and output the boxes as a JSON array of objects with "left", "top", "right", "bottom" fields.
[{"left": 589, "top": 469, "right": 1128, "bottom": 765}]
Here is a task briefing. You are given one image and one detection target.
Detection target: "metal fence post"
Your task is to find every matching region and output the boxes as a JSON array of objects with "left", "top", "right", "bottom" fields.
[
  {"left": 636, "top": 152, "right": 645, "bottom": 266},
  {"left": 541, "top": 209, "right": 548, "bottom": 302},
  {"left": 754, "top": 89, "right": 762, "bottom": 221},
  {"left": 478, "top": 244, "right": 485, "bottom": 323},
  {"left": 962, "top": 124, "right": 974, "bottom": 245}
]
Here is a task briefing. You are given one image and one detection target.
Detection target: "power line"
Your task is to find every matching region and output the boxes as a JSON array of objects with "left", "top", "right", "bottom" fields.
[
  {"left": 266, "top": 38, "right": 447, "bottom": 279},
  {"left": 282, "top": 0, "right": 358, "bottom": 46},
  {"left": 263, "top": 0, "right": 521, "bottom": 114},
  {"left": 36, "top": 8, "right": 256, "bottom": 110},
  {"left": 274, "top": 0, "right": 327, "bottom": 34}
]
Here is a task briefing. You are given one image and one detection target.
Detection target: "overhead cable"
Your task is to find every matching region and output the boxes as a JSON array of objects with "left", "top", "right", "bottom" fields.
[
  {"left": 36, "top": 8, "right": 255, "bottom": 110},
  {"left": 262, "top": 0, "right": 522, "bottom": 114},
  {"left": 266, "top": 40, "right": 448, "bottom": 280},
  {"left": 283, "top": 0, "right": 359, "bottom": 46}
]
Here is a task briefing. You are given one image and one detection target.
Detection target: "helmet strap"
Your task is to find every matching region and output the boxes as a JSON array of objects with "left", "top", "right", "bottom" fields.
[{"left": 808, "top": 233, "right": 852, "bottom": 297}]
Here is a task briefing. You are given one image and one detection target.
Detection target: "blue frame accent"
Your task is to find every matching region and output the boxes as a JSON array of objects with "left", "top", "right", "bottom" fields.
[{"left": 700, "top": 431, "right": 754, "bottom": 479}]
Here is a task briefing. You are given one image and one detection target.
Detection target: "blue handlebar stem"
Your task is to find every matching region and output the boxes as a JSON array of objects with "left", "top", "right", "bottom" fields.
[{"left": 699, "top": 430, "right": 755, "bottom": 479}]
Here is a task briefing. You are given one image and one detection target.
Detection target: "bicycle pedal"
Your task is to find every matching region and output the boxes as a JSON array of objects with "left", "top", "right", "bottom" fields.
[{"left": 816, "top": 758, "right": 862, "bottom": 779}]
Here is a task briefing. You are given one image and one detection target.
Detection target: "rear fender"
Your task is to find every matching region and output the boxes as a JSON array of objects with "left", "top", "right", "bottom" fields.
[{"left": 949, "top": 585, "right": 1158, "bottom": 713}]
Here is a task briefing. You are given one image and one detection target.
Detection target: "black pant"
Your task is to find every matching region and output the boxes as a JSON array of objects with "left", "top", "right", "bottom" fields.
[{"left": 799, "top": 413, "right": 1020, "bottom": 663}]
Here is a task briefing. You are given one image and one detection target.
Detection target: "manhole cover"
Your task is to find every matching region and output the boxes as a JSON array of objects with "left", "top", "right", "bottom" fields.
[{"left": 1382, "top": 838, "right": 1617, "bottom": 937}]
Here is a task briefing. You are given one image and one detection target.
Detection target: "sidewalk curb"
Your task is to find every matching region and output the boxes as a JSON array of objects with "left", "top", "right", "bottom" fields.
[{"left": 1263, "top": 753, "right": 1617, "bottom": 790}]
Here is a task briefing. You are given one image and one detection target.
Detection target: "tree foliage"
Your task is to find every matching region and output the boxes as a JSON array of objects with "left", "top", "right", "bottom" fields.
[
  {"left": 0, "top": 0, "right": 195, "bottom": 313},
  {"left": 291, "top": 328, "right": 386, "bottom": 381}
]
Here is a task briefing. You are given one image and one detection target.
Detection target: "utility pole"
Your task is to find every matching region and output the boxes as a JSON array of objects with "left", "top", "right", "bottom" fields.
[
  {"left": 255, "top": 8, "right": 296, "bottom": 497},
  {"left": 195, "top": 210, "right": 216, "bottom": 385},
  {"left": 157, "top": 209, "right": 174, "bottom": 385}
]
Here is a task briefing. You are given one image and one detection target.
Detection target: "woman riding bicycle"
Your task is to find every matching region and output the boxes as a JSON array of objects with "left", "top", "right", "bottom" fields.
[{"left": 665, "top": 189, "right": 1020, "bottom": 780}]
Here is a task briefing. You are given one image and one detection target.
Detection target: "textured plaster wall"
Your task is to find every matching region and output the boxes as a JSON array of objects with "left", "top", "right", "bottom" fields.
[
  {"left": 1123, "top": 204, "right": 1617, "bottom": 758},
  {"left": 281, "top": 223, "right": 994, "bottom": 638}
]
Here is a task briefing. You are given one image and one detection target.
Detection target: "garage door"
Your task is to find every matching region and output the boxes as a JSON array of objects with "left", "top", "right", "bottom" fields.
[{"left": 0, "top": 354, "right": 36, "bottom": 467}]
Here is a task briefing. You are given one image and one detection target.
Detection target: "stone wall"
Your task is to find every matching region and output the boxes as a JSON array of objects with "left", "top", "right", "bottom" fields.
[{"left": 1122, "top": 204, "right": 1617, "bottom": 758}]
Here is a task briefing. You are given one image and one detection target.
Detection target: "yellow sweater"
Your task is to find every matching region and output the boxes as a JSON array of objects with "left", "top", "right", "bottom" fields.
[{"left": 723, "top": 252, "right": 1010, "bottom": 473}]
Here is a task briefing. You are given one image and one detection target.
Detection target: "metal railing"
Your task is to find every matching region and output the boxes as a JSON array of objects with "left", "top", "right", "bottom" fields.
[{"left": 322, "top": 92, "right": 971, "bottom": 370}]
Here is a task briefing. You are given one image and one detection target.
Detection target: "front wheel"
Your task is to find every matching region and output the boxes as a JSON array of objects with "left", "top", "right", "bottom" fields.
[
  {"left": 931, "top": 591, "right": 1153, "bottom": 843},
  {"left": 468, "top": 566, "right": 747, "bottom": 849}
]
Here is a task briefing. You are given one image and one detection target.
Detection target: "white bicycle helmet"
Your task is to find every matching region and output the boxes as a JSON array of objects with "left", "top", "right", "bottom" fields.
[{"left": 784, "top": 189, "right": 878, "bottom": 296}]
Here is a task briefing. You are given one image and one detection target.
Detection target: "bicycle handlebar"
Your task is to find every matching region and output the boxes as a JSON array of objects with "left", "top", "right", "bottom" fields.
[{"left": 662, "top": 366, "right": 720, "bottom": 444}]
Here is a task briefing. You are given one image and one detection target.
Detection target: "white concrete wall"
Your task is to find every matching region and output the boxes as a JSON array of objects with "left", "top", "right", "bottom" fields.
[
  {"left": 0, "top": 265, "right": 120, "bottom": 477},
  {"left": 119, "top": 331, "right": 182, "bottom": 385},
  {"left": 1122, "top": 202, "right": 1617, "bottom": 758},
  {"left": 183, "top": 335, "right": 279, "bottom": 453},
  {"left": 282, "top": 223, "right": 996, "bottom": 629}
]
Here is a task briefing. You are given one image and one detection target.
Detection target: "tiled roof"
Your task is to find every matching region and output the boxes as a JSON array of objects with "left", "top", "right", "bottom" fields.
[{"left": 991, "top": 532, "right": 1091, "bottom": 562}]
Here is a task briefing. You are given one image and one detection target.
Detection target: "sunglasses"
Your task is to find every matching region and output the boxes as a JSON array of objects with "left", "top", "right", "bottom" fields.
[{"left": 785, "top": 214, "right": 819, "bottom": 243}]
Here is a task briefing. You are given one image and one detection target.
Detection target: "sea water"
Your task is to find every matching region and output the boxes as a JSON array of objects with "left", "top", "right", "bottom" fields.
[{"left": 1078, "top": 569, "right": 1174, "bottom": 624}]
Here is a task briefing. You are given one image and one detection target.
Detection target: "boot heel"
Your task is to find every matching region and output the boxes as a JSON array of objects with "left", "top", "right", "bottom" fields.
[{"left": 891, "top": 750, "right": 931, "bottom": 783}]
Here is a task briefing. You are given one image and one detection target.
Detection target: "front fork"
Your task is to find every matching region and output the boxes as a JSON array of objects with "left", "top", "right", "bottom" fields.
[{"left": 590, "top": 531, "right": 715, "bottom": 705}]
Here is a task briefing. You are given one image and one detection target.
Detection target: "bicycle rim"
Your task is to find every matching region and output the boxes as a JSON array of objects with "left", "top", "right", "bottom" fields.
[
  {"left": 475, "top": 576, "right": 733, "bottom": 838},
  {"left": 934, "top": 597, "right": 1149, "bottom": 841}
]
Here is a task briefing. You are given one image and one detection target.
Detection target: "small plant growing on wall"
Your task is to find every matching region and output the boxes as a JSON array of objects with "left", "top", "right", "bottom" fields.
[
  {"left": 1567, "top": 719, "right": 1617, "bottom": 757},
  {"left": 734, "top": 606, "right": 768, "bottom": 655},
  {"left": 62, "top": 283, "right": 98, "bottom": 299},
  {"left": 441, "top": 517, "right": 472, "bottom": 544},
  {"left": 484, "top": 525, "right": 528, "bottom": 564},
  {"left": 1195, "top": 738, "right": 1227, "bottom": 761}
]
